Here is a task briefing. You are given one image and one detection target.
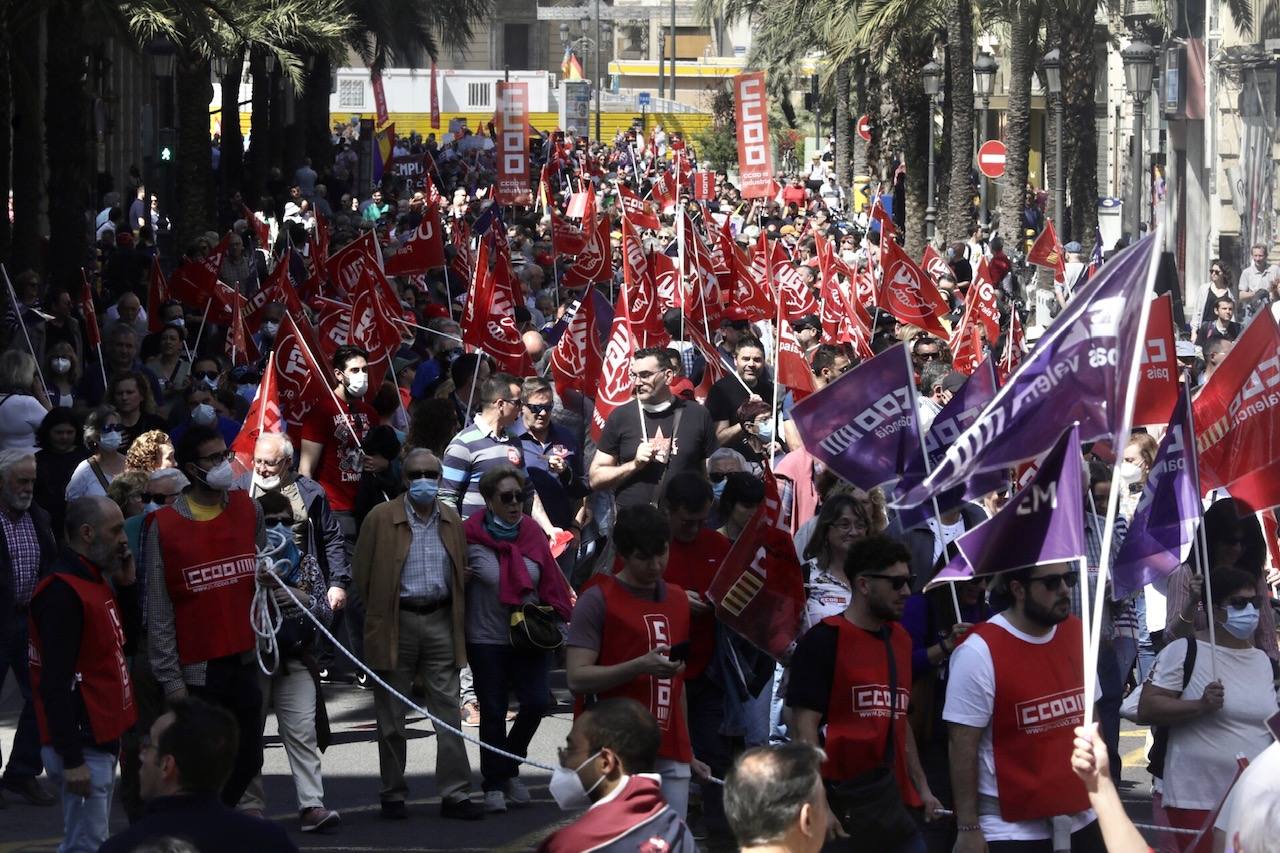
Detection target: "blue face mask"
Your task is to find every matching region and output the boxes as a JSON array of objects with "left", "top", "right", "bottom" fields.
[
  {"left": 712, "top": 479, "right": 727, "bottom": 500},
  {"left": 1222, "top": 603, "right": 1259, "bottom": 640},
  {"left": 756, "top": 420, "right": 775, "bottom": 444},
  {"left": 408, "top": 478, "right": 439, "bottom": 506},
  {"left": 489, "top": 512, "right": 521, "bottom": 532}
]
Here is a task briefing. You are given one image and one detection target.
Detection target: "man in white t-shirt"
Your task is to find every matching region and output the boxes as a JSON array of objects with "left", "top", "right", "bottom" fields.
[
  {"left": 1214, "top": 740, "right": 1280, "bottom": 853},
  {"left": 945, "top": 562, "right": 1103, "bottom": 852}
]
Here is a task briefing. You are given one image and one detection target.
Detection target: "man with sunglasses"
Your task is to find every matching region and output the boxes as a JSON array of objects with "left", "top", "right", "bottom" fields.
[
  {"left": 787, "top": 534, "right": 941, "bottom": 851},
  {"left": 354, "top": 448, "right": 482, "bottom": 821},
  {"left": 945, "top": 563, "right": 1103, "bottom": 853},
  {"left": 513, "top": 377, "right": 589, "bottom": 574},
  {"left": 143, "top": 425, "right": 266, "bottom": 809}
]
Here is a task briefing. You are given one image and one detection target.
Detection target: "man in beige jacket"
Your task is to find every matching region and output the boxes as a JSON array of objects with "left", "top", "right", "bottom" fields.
[{"left": 354, "top": 448, "right": 483, "bottom": 821}]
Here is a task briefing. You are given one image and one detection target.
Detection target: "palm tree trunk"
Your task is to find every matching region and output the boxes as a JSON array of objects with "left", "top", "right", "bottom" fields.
[
  {"left": 175, "top": 56, "right": 215, "bottom": 248},
  {"left": 283, "top": 79, "right": 306, "bottom": 180},
  {"left": 1057, "top": 1, "right": 1099, "bottom": 245},
  {"left": 944, "top": 0, "right": 975, "bottom": 244},
  {"left": 9, "top": 6, "right": 42, "bottom": 273},
  {"left": 834, "top": 60, "right": 852, "bottom": 193},
  {"left": 0, "top": 29, "right": 12, "bottom": 264},
  {"left": 45, "top": 0, "right": 90, "bottom": 288},
  {"left": 306, "top": 54, "right": 334, "bottom": 170},
  {"left": 219, "top": 46, "right": 246, "bottom": 218},
  {"left": 892, "top": 36, "right": 932, "bottom": 258},
  {"left": 245, "top": 52, "right": 270, "bottom": 206},
  {"left": 997, "top": 5, "right": 1040, "bottom": 250}
]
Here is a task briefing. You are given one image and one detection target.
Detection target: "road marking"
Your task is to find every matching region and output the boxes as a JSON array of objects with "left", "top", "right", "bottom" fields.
[{"left": 1123, "top": 745, "right": 1149, "bottom": 768}]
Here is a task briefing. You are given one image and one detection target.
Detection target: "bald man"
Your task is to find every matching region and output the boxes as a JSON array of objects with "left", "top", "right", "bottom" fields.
[
  {"left": 29, "top": 497, "right": 140, "bottom": 850},
  {"left": 523, "top": 330, "right": 548, "bottom": 366}
]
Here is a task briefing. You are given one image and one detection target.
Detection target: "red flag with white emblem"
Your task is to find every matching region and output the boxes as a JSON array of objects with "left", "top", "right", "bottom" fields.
[
  {"left": 550, "top": 286, "right": 605, "bottom": 399},
  {"left": 561, "top": 213, "right": 612, "bottom": 288},
  {"left": 618, "top": 183, "right": 661, "bottom": 230},
  {"left": 384, "top": 204, "right": 446, "bottom": 275},
  {"left": 589, "top": 293, "right": 639, "bottom": 441},
  {"left": 877, "top": 236, "right": 950, "bottom": 339},
  {"left": 230, "top": 351, "right": 284, "bottom": 476}
]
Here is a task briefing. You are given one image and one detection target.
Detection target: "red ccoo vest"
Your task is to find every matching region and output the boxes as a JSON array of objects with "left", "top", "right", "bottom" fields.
[
  {"left": 577, "top": 576, "right": 693, "bottom": 763},
  {"left": 970, "top": 616, "right": 1091, "bottom": 822},
  {"left": 820, "top": 616, "right": 921, "bottom": 807},
  {"left": 28, "top": 560, "right": 137, "bottom": 746},
  {"left": 154, "top": 491, "right": 258, "bottom": 665}
]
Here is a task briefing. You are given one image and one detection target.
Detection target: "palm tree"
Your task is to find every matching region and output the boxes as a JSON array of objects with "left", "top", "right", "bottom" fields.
[
  {"left": 943, "top": 0, "right": 975, "bottom": 244},
  {"left": 1053, "top": 0, "right": 1098, "bottom": 246},
  {"left": 5, "top": 2, "right": 44, "bottom": 273},
  {"left": 983, "top": 0, "right": 1041, "bottom": 253}
]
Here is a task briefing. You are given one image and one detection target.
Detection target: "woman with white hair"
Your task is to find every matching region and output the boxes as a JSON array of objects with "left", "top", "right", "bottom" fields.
[
  {"left": 64, "top": 406, "right": 126, "bottom": 500},
  {"left": 0, "top": 349, "right": 52, "bottom": 452}
]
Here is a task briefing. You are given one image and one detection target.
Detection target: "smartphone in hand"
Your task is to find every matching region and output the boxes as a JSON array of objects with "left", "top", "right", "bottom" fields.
[{"left": 667, "top": 641, "right": 691, "bottom": 663}]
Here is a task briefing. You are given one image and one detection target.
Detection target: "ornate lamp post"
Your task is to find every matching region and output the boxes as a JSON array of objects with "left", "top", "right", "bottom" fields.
[
  {"left": 922, "top": 60, "right": 944, "bottom": 243},
  {"left": 973, "top": 51, "right": 999, "bottom": 230},
  {"left": 1122, "top": 40, "right": 1156, "bottom": 238}
]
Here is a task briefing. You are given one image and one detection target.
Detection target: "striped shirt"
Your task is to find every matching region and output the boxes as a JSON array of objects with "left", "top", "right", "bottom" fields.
[
  {"left": 1071, "top": 512, "right": 1131, "bottom": 641},
  {"left": 0, "top": 510, "right": 40, "bottom": 606},
  {"left": 439, "top": 414, "right": 527, "bottom": 519},
  {"left": 402, "top": 497, "right": 452, "bottom": 601}
]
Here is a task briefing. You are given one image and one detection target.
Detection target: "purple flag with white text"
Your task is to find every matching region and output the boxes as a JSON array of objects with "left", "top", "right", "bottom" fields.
[
  {"left": 895, "top": 359, "right": 1008, "bottom": 527},
  {"left": 791, "top": 343, "right": 919, "bottom": 491},
  {"left": 895, "top": 234, "right": 1159, "bottom": 508},
  {"left": 955, "top": 423, "right": 1086, "bottom": 575},
  {"left": 1111, "top": 386, "right": 1201, "bottom": 600}
]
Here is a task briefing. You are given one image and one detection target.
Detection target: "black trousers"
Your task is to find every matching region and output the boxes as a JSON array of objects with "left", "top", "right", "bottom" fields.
[{"left": 192, "top": 655, "right": 264, "bottom": 808}]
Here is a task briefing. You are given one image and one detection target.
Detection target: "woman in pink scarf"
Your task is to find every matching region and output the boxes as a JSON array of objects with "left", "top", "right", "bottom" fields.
[{"left": 463, "top": 465, "right": 573, "bottom": 813}]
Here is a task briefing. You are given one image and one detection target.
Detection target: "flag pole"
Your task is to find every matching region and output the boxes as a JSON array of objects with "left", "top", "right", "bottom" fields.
[
  {"left": 191, "top": 300, "right": 213, "bottom": 358},
  {"left": 900, "top": 342, "right": 964, "bottom": 624},
  {"left": 1082, "top": 232, "right": 1161, "bottom": 730},
  {"left": 1181, "top": 374, "right": 1218, "bottom": 681},
  {"left": 2, "top": 264, "right": 48, "bottom": 392}
]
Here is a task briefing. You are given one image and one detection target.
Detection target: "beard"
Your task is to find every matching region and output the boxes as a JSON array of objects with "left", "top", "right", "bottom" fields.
[
  {"left": 869, "top": 594, "right": 903, "bottom": 623},
  {"left": 1024, "top": 594, "right": 1070, "bottom": 628},
  {"left": 4, "top": 490, "right": 31, "bottom": 512},
  {"left": 87, "top": 536, "right": 123, "bottom": 574}
]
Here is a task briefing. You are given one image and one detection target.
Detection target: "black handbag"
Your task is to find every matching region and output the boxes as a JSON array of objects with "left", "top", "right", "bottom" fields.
[
  {"left": 509, "top": 603, "right": 564, "bottom": 655},
  {"left": 827, "top": 628, "right": 919, "bottom": 849}
]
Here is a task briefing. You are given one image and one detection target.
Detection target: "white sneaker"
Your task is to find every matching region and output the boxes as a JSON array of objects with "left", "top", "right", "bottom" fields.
[
  {"left": 483, "top": 790, "right": 507, "bottom": 813},
  {"left": 505, "top": 778, "right": 531, "bottom": 806}
]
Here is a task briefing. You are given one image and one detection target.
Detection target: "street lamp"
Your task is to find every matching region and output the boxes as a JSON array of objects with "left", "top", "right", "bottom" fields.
[
  {"left": 973, "top": 51, "right": 999, "bottom": 230},
  {"left": 1042, "top": 48, "right": 1064, "bottom": 229},
  {"left": 922, "top": 60, "right": 944, "bottom": 243},
  {"left": 1122, "top": 39, "right": 1156, "bottom": 238}
]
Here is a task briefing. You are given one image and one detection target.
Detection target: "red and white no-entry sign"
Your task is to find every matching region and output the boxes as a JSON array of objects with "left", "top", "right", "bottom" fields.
[
  {"left": 857, "top": 115, "right": 872, "bottom": 142},
  {"left": 978, "top": 139, "right": 1007, "bottom": 178}
]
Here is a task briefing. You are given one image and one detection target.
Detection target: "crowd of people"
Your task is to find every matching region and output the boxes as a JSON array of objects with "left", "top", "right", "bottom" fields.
[{"left": 0, "top": 114, "right": 1278, "bottom": 853}]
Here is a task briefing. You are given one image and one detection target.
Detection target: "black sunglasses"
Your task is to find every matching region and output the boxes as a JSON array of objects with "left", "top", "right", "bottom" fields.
[
  {"left": 192, "top": 370, "right": 219, "bottom": 381},
  {"left": 141, "top": 492, "right": 179, "bottom": 505},
  {"left": 497, "top": 489, "right": 526, "bottom": 505},
  {"left": 1031, "top": 572, "right": 1080, "bottom": 591},
  {"left": 265, "top": 517, "right": 293, "bottom": 528},
  {"left": 709, "top": 471, "right": 728, "bottom": 484},
  {"left": 524, "top": 402, "right": 552, "bottom": 415},
  {"left": 1223, "top": 595, "right": 1258, "bottom": 609},
  {"left": 406, "top": 470, "right": 441, "bottom": 481},
  {"left": 862, "top": 573, "right": 916, "bottom": 590}
]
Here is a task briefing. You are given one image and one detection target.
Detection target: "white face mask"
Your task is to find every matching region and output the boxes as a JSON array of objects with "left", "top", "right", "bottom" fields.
[
  {"left": 345, "top": 371, "right": 369, "bottom": 397},
  {"left": 200, "top": 459, "right": 235, "bottom": 491},
  {"left": 548, "top": 750, "right": 603, "bottom": 811},
  {"left": 98, "top": 430, "right": 123, "bottom": 452},
  {"left": 262, "top": 320, "right": 279, "bottom": 338},
  {"left": 192, "top": 403, "right": 217, "bottom": 426},
  {"left": 1117, "top": 461, "right": 1143, "bottom": 484},
  {"left": 51, "top": 357, "right": 71, "bottom": 375},
  {"left": 253, "top": 472, "right": 281, "bottom": 491}
]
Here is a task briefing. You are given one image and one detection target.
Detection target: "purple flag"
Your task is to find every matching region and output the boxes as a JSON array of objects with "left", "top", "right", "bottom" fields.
[
  {"left": 1111, "top": 385, "right": 1201, "bottom": 599},
  {"left": 792, "top": 343, "right": 919, "bottom": 491},
  {"left": 895, "top": 234, "right": 1159, "bottom": 508},
  {"left": 954, "top": 423, "right": 1086, "bottom": 575},
  {"left": 895, "top": 359, "right": 1008, "bottom": 528},
  {"left": 924, "top": 552, "right": 974, "bottom": 591}
]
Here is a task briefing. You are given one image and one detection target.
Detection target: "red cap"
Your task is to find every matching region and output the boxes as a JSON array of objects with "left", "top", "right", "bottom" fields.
[{"left": 668, "top": 377, "right": 696, "bottom": 399}]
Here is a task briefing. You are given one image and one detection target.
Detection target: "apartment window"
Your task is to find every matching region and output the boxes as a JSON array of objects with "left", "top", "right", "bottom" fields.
[
  {"left": 468, "top": 82, "right": 491, "bottom": 109},
  {"left": 337, "top": 79, "right": 364, "bottom": 109}
]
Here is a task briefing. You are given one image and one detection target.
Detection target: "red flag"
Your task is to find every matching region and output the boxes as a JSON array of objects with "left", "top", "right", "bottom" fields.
[
  {"left": 229, "top": 352, "right": 284, "bottom": 476},
  {"left": 460, "top": 235, "right": 533, "bottom": 375},
  {"left": 949, "top": 312, "right": 985, "bottom": 376},
  {"left": 618, "top": 183, "right": 661, "bottom": 230},
  {"left": 460, "top": 237, "right": 493, "bottom": 352},
  {"left": 80, "top": 271, "right": 101, "bottom": 350},
  {"left": 550, "top": 286, "right": 605, "bottom": 399},
  {"left": 651, "top": 171, "right": 677, "bottom": 214},
  {"left": 998, "top": 311, "right": 1027, "bottom": 385},
  {"left": 921, "top": 244, "right": 952, "bottom": 287},
  {"left": 753, "top": 235, "right": 818, "bottom": 321},
  {"left": 274, "top": 313, "right": 339, "bottom": 435},
  {"left": 777, "top": 320, "right": 816, "bottom": 395},
  {"left": 652, "top": 247, "right": 680, "bottom": 311},
  {"left": 348, "top": 266, "right": 404, "bottom": 390},
  {"left": 733, "top": 71, "right": 774, "bottom": 198},
  {"left": 692, "top": 170, "right": 715, "bottom": 201},
  {"left": 169, "top": 234, "right": 236, "bottom": 323},
  {"left": 706, "top": 501, "right": 805, "bottom": 661},
  {"left": 147, "top": 257, "right": 170, "bottom": 334},
  {"left": 384, "top": 205, "right": 446, "bottom": 275},
  {"left": 968, "top": 257, "right": 1002, "bottom": 342},
  {"left": 1027, "top": 219, "right": 1066, "bottom": 283},
  {"left": 242, "top": 204, "right": 271, "bottom": 250},
  {"left": 876, "top": 236, "right": 950, "bottom": 339},
  {"left": 371, "top": 70, "right": 389, "bottom": 126},
  {"left": 429, "top": 61, "right": 440, "bottom": 129},
  {"left": 565, "top": 182, "right": 595, "bottom": 220},
  {"left": 314, "top": 297, "right": 352, "bottom": 366},
  {"left": 620, "top": 219, "right": 667, "bottom": 346},
  {"left": 870, "top": 198, "right": 896, "bottom": 239},
  {"left": 1193, "top": 310, "right": 1280, "bottom": 504},
  {"left": 550, "top": 209, "right": 588, "bottom": 256},
  {"left": 560, "top": 213, "right": 612, "bottom": 288},
  {"left": 325, "top": 231, "right": 380, "bottom": 300},
  {"left": 1132, "top": 293, "right": 1179, "bottom": 427},
  {"left": 589, "top": 292, "right": 639, "bottom": 441},
  {"left": 225, "top": 293, "right": 251, "bottom": 365},
  {"left": 313, "top": 207, "right": 330, "bottom": 264}
]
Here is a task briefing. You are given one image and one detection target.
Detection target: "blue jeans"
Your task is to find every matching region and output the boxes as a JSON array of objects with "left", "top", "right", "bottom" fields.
[
  {"left": 466, "top": 643, "right": 551, "bottom": 792},
  {"left": 41, "top": 746, "right": 117, "bottom": 853},
  {"left": 0, "top": 619, "right": 43, "bottom": 780},
  {"left": 1095, "top": 640, "right": 1124, "bottom": 781}
]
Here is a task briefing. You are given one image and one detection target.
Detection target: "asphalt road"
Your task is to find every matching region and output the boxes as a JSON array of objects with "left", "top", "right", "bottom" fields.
[{"left": 0, "top": 674, "right": 1159, "bottom": 852}]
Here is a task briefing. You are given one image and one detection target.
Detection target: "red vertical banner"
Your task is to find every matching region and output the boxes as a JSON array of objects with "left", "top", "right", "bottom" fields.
[
  {"left": 371, "top": 70, "right": 389, "bottom": 126},
  {"left": 692, "top": 170, "right": 715, "bottom": 201},
  {"left": 495, "top": 81, "right": 530, "bottom": 205},
  {"left": 734, "top": 71, "right": 773, "bottom": 198},
  {"left": 429, "top": 62, "right": 440, "bottom": 129}
]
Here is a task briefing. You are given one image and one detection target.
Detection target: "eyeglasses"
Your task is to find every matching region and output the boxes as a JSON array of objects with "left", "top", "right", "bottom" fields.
[
  {"left": 1031, "top": 572, "right": 1080, "bottom": 591},
  {"left": 629, "top": 368, "right": 668, "bottom": 381},
  {"left": 1211, "top": 269, "right": 1223, "bottom": 275},
  {"left": 141, "top": 492, "right": 179, "bottom": 505},
  {"left": 709, "top": 471, "right": 728, "bottom": 484},
  {"left": 192, "top": 370, "right": 219, "bottom": 381},
  {"left": 197, "top": 449, "right": 232, "bottom": 464},
  {"left": 524, "top": 402, "right": 552, "bottom": 415},
  {"left": 265, "top": 517, "right": 293, "bottom": 528},
  {"left": 497, "top": 489, "right": 526, "bottom": 505},
  {"left": 406, "top": 470, "right": 441, "bottom": 481},
  {"left": 493, "top": 398, "right": 518, "bottom": 408},
  {"left": 915, "top": 351, "right": 941, "bottom": 361},
  {"left": 862, "top": 573, "right": 915, "bottom": 590}
]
